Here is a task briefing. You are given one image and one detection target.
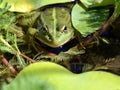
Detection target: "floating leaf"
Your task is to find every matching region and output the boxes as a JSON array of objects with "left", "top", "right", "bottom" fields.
[
  {"left": 80, "top": 0, "right": 114, "bottom": 8},
  {"left": 0, "top": 0, "right": 74, "bottom": 12},
  {"left": 71, "top": 4, "right": 109, "bottom": 37}
]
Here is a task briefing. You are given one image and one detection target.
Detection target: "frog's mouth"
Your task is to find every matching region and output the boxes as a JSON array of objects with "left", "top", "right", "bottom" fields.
[
  {"left": 34, "top": 38, "right": 77, "bottom": 54},
  {"left": 34, "top": 31, "right": 75, "bottom": 48}
]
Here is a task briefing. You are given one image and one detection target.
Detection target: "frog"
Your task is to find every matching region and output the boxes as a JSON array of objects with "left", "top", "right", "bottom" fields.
[
  {"left": 34, "top": 6, "right": 75, "bottom": 48},
  {"left": 22, "top": 4, "right": 78, "bottom": 55}
]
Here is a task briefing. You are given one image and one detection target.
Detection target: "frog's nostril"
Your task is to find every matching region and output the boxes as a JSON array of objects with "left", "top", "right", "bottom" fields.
[
  {"left": 61, "top": 25, "right": 67, "bottom": 32},
  {"left": 43, "top": 25, "right": 48, "bottom": 32},
  {"left": 63, "top": 26, "right": 67, "bottom": 31}
]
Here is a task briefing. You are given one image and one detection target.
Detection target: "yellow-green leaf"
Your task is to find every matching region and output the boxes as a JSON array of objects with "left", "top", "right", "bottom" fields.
[
  {"left": 3, "top": 62, "right": 120, "bottom": 90},
  {"left": 0, "top": 0, "right": 74, "bottom": 12}
]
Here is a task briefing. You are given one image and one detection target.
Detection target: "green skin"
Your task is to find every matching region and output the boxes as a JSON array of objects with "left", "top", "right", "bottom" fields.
[{"left": 35, "top": 7, "right": 74, "bottom": 48}]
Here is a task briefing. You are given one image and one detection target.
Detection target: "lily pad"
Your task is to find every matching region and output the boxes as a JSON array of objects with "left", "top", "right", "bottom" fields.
[
  {"left": 71, "top": 3, "right": 109, "bottom": 37},
  {"left": 0, "top": 0, "right": 74, "bottom": 12},
  {"left": 80, "top": 0, "right": 114, "bottom": 8}
]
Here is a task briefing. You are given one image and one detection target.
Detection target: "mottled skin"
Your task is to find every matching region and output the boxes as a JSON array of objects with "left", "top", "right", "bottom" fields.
[{"left": 35, "top": 6, "right": 74, "bottom": 47}]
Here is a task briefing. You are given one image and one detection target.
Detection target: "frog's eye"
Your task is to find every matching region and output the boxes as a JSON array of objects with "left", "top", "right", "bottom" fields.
[{"left": 61, "top": 25, "right": 67, "bottom": 32}]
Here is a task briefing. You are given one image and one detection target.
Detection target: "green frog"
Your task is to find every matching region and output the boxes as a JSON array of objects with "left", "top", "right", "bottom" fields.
[{"left": 34, "top": 6, "right": 75, "bottom": 48}]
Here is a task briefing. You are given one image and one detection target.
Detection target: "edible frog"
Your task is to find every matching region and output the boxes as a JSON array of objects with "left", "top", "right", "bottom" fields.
[{"left": 34, "top": 6, "right": 75, "bottom": 48}]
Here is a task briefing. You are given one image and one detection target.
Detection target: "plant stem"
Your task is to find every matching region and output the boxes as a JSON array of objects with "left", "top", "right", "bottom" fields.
[{"left": 0, "top": 53, "right": 18, "bottom": 75}]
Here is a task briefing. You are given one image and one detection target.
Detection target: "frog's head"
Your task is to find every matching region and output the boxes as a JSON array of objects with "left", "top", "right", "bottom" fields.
[{"left": 35, "top": 6, "right": 74, "bottom": 48}]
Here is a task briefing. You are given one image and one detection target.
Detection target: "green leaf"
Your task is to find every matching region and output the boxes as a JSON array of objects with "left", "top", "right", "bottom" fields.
[
  {"left": 3, "top": 62, "right": 120, "bottom": 90},
  {"left": 80, "top": 0, "right": 115, "bottom": 8},
  {"left": 0, "top": 12, "right": 15, "bottom": 30},
  {"left": 110, "top": 0, "right": 120, "bottom": 22},
  {"left": 0, "top": 44, "right": 13, "bottom": 54},
  {"left": 2, "top": 76, "right": 55, "bottom": 90},
  {"left": 0, "top": 0, "right": 74, "bottom": 12},
  {"left": 29, "top": 0, "right": 74, "bottom": 9},
  {"left": 71, "top": 4, "right": 109, "bottom": 37}
]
